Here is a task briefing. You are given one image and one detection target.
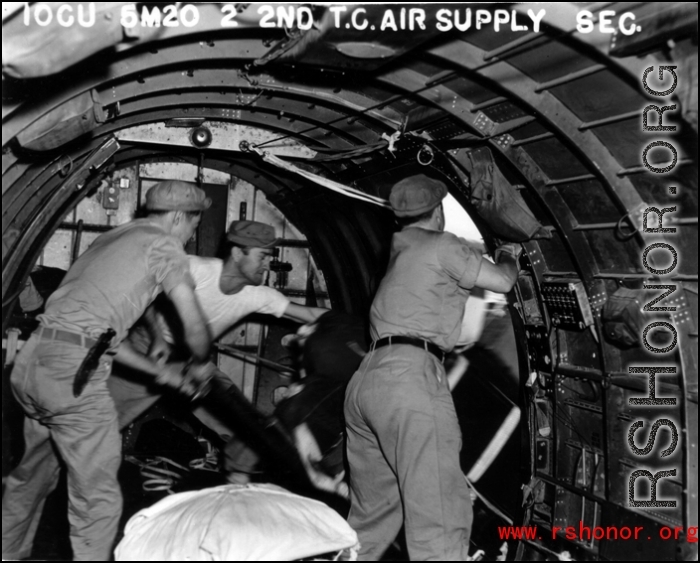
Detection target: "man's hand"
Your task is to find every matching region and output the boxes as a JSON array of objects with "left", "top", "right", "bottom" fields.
[
  {"left": 148, "top": 336, "right": 171, "bottom": 366},
  {"left": 182, "top": 361, "right": 217, "bottom": 400},
  {"left": 185, "top": 361, "right": 216, "bottom": 384},
  {"left": 155, "top": 361, "right": 212, "bottom": 399},
  {"left": 154, "top": 362, "right": 187, "bottom": 389},
  {"left": 294, "top": 423, "right": 349, "bottom": 499},
  {"left": 494, "top": 243, "right": 522, "bottom": 264}
]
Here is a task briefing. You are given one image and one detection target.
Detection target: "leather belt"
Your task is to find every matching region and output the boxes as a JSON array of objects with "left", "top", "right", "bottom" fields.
[
  {"left": 38, "top": 326, "right": 98, "bottom": 349},
  {"left": 372, "top": 335, "right": 446, "bottom": 363}
]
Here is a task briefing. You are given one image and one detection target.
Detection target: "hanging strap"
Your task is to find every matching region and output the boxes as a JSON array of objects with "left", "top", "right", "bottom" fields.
[{"left": 254, "top": 148, "right": 392, "bottom": 210}]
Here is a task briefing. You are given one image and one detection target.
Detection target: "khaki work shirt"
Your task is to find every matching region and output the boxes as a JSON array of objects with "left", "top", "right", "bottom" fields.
[
  {"left": 369, "top": 226, "right": 482, "bottom": 352},
  {"left": 39, "top": 218, "right": 192, "bottom": 345}
]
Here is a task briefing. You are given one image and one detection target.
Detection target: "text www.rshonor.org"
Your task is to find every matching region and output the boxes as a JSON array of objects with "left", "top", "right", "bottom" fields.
[{"left": 497, "top": 524, "right": 699, "bottom": 542}]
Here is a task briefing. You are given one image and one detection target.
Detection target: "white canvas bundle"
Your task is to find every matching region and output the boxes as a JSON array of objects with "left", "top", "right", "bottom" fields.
[{"left": 115, "top": 483, "right": 359, "bottom": 561}]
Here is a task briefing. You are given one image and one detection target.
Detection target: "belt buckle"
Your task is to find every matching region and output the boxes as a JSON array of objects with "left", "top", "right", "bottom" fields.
[{"left": 40, "top": 326, "right": 58, "bottom": 343}]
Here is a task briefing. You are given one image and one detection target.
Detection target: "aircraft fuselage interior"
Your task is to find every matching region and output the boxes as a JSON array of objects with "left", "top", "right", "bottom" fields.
[{"left": 2, "top": 2, "right": 698, "bottom": 560}]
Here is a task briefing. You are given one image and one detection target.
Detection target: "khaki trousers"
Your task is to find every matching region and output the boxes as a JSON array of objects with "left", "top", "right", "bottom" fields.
[
  {"left": 1, "top": 333, "right": 122, "bottom": 561},
  {"left": 344, "top": 345, "right": 472, "bottom": 561}
]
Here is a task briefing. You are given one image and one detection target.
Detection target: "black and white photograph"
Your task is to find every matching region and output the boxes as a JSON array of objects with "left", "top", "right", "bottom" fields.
[{"left": 1, "top": 2, "right": 698, "bottom": 560}]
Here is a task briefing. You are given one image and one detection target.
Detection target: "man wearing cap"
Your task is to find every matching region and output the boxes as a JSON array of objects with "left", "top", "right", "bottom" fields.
[
  {"left": 2, "top": 181, "right": 214, "bottom": 561},
  {"left": 344, "top": 174, "right": 520, "bottom": 561},
  {"left": 107, "top": 219, "right": 330, "bottom": 457}
]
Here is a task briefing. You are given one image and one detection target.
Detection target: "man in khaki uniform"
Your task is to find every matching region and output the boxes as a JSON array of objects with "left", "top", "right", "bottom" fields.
[
  {"left": 108, "top": 220, "right": 340, "bottom": 493},
  {"left": 344, "top": 174, "right": 520, "bottom": 561},
  {"left": 109, "top": 219, "right": 330, "bottom": 431},
  {"left": 1, "top": 181, "right": 213, "bottom": 561}
]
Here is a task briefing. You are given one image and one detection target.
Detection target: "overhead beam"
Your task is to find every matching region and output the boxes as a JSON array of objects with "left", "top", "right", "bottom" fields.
[{"left": 115, "top": 122, "right": 317, "bottom": 159}]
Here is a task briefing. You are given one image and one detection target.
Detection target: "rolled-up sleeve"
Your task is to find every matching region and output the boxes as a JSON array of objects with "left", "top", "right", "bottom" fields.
[
  {"left": 253, "top": 286, "right": 291, "bottom": 318},
  {"left": 147, "top": 236, "right": 194, "bottom": 294},
  {"left": 437, "top": 234, "right": 483, "bottom": 289}
]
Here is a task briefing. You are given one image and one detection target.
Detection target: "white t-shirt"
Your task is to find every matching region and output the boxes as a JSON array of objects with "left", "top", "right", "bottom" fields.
[{"left": 188, "top": 256, "right": 290, "bottom": 339}]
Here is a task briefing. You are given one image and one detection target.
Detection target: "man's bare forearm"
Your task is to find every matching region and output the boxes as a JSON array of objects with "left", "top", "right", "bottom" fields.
[
  {"left": 283, "top": 303, "right": 331, "bottom": 324},
  {"left": 495, "top": 255, "right": 519, "bottom": 290},
  {"left": 168, "top": 282, "right": 212, "bottom": 362},
  {"left": 183, "top": 323, "right": 211, "bottom": 363},
  {"left": 142, "top": 306, "right": 160, "bottom": 340},
  {"left": 474, "top": 244, "right": 520, "bottom": 293},
  {"left": 114, "top": 341, "right": 189, "bottom": 391}
]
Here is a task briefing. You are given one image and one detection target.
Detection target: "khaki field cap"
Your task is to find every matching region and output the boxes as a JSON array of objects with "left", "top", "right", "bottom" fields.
[
  {"left": 227, "top": 220, "right": 280, "bottom": 248},
  {"left": 145, "top": 181, "right": 212, "bottom": 212},
  {"left": 389, "top": 174, "right": 448, "bottom": 217}
]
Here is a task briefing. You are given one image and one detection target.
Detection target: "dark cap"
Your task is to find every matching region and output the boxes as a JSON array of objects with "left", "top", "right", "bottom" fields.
[
  {"left": 227, "top": 220, "right": 280, "bottom": 248},
  {"left": 389, "top": 174, "right": 448, "bottom": 217},
  {"left": 145, "top": 181, "right": 212, "bottom": 212}
]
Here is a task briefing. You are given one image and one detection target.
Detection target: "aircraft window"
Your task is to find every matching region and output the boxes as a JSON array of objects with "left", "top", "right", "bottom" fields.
[{"left": 443, "top": 193, "right": 482, "bottom": 244}]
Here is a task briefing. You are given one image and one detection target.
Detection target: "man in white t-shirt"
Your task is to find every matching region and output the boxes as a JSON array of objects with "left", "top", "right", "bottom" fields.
[{"left": 107, "top": 220, "right": 329, "bottom": 434}]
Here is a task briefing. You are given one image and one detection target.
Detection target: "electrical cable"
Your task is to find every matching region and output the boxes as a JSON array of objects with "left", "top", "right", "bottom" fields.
[
  {"left": 559, "top": 381, "right": 601, "bottom": 403},
  {"left": 552, "top": 409, "right": 593, "bottom": 451},
  {"left": 254, "top": 92, "right": 536, "bottom": 172},
  {"left": 253, "top": 77, "right": 505, "bottom": 151},
  {"left": 309, "top": 142, "right": 390, "bottom": 162}
]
